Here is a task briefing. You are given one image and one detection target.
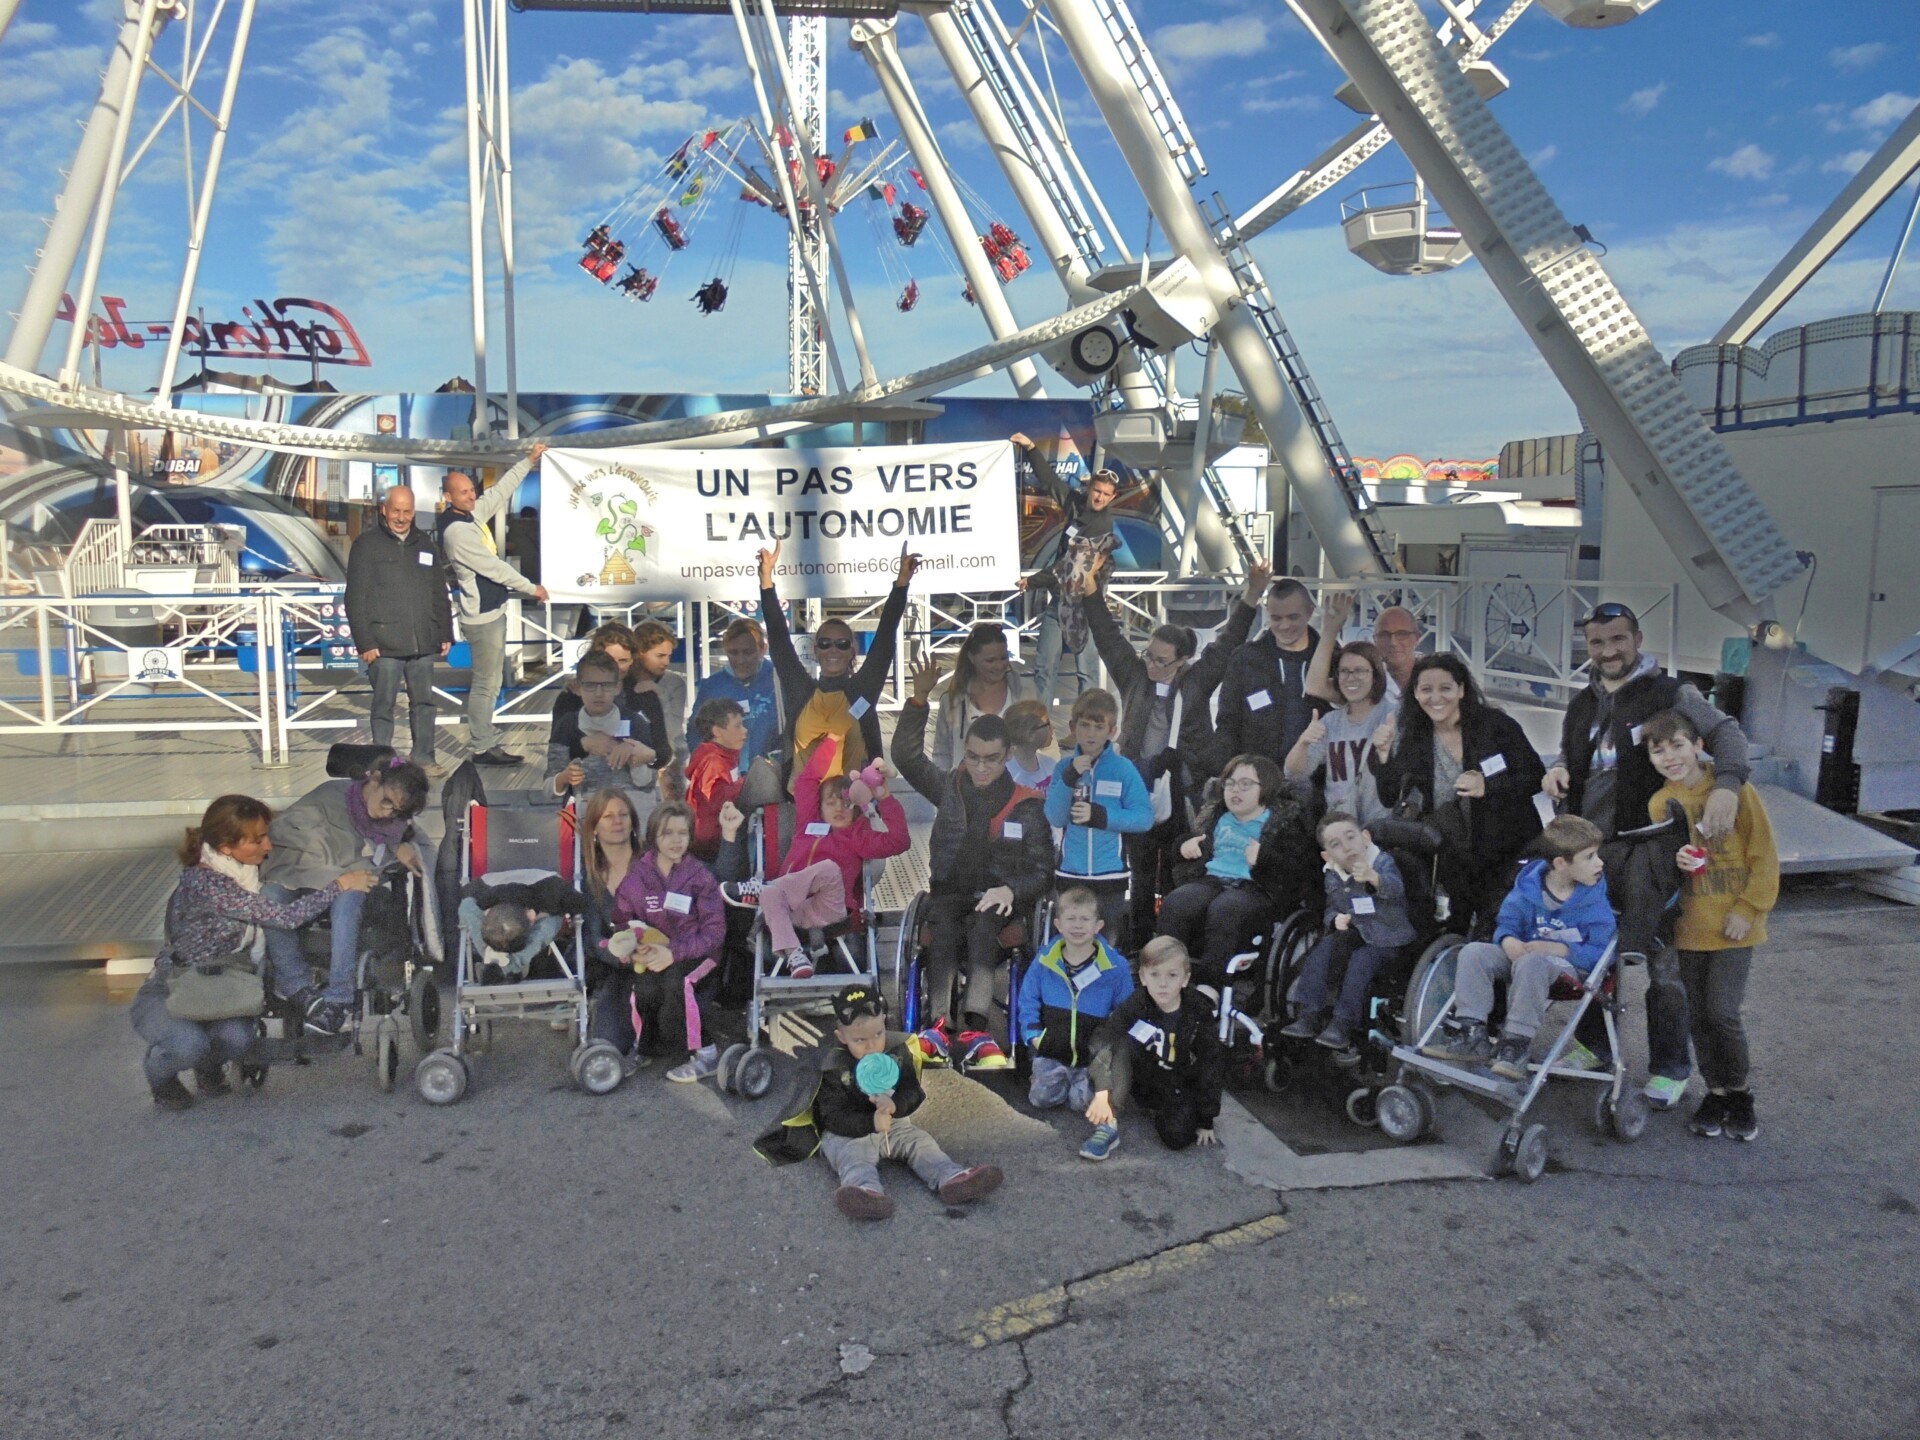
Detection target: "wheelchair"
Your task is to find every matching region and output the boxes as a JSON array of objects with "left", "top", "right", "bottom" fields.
[{"left": 889, "top": 888, "right": 1036, "bottom": 1074}]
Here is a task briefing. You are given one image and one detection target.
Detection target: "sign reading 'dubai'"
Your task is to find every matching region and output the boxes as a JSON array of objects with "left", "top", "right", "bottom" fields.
[{"left": 540, "top": 442, "right": 1018, "bottom": 603}]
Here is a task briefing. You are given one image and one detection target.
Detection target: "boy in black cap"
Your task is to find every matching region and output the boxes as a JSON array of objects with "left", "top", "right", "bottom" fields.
[{"left": 757, "top": 984, "right": 1004, "bottom": 1221}]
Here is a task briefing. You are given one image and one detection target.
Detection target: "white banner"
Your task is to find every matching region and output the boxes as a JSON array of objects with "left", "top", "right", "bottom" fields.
[{"left": 539, "top": 442, "right": 1018, "bottom": 603}]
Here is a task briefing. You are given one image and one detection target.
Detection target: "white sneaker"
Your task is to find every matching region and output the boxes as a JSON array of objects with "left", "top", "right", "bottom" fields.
[
  {"left": 666, "top": 1044, "right": 721, "bottom": 1084},
  {"left": 783, "top": 947, "right": 815, "bottom": 980}
]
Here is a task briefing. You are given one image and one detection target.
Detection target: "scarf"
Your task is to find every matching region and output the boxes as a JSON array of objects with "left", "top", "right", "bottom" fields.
[
  {"left": 346, "top": 779, "right": 408, "bottom": 851},
  {"left": 200, "top": 843, "right": 262, "bottom": 893}
]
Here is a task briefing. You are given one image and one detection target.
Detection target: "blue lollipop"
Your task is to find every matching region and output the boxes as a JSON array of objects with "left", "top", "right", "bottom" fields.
[{"left": 855, "top": 1051, "right": 901, "bottom": 1096}]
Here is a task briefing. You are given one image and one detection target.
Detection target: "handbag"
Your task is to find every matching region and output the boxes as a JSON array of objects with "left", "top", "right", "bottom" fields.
[
  {"left": 164, "top": 951, "right": 265, "bottom": 1022},
  {"left": 737, "top": 752, "right": 787, "bottom": 813}
]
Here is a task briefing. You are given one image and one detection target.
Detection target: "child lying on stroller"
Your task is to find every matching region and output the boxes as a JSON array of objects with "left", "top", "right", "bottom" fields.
[{"left": 458, "top": 871, "right": 588, "bottom": 982}]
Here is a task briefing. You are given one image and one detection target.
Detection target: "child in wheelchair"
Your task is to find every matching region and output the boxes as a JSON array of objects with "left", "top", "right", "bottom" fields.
[{"left": 1422, "top": 816, "right": 1615, "bottom": 1079}]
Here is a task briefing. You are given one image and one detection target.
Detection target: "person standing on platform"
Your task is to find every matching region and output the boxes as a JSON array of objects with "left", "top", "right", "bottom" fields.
[
  {"left": 440, "top": 444, "right": 551, "bottom": 767},
  {"left": 345, "top": 484, "right": 452, "bottom": 775},
  {"left": 1011, "top": 432, "right": 1121, "bottom": 724}
]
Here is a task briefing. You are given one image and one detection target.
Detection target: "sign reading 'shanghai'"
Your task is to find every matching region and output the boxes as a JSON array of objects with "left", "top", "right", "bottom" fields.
[{"left": 540, "top": 442, "right": 1018, "bottom": 603}]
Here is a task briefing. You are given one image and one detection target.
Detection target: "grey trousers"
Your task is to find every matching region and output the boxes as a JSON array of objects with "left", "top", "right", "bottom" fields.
[
  {"left": 1451, "top": 939, "right": 1577, "bottom": 1040},
  {"left": 819, "top": 1117, "right": 963, "bottom": 1194},
  {"left": 1678, "top": 946, "right": 1753, "bottom": 1090},
  {"left": 463, "top": 613, "right": 507, "bottom": 751},
  {"left": 1029, "top": 1055, "right": 1093, "bottom": 1113},
  {"left": 368, "top": 653, "right": 436, "bottom": 760}
]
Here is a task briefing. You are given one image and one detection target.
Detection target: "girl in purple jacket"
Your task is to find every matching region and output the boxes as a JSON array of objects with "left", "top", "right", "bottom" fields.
[{"left": 610, "top": 802, "right": 727, "bottom": 1083}]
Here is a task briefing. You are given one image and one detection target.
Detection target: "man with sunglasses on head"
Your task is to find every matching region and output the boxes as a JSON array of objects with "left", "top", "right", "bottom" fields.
[
  {"left": 1544, "top": 601, "right": 1752, "bottom": 1108},
  {"left": 756, "top": 539, "right": 917, "bottom": 780},
  {"left": 1011, "top": 432, "right": 1122, "bottom": 724},
  {"left": 893, "top": 654, "right": 1056, "bottom": 1072}
]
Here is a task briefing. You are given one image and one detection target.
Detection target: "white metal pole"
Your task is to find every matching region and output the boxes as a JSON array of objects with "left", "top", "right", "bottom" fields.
[
  {"left": 1177, "top": 339, "right": 1221, "bottom": 574},
  {"left": 853, "top": 19, "right": 1043, "bottom": 397},
  {"left": 1872, "top": 178, "right": 1920, "bottom": 314},
  {"left": 154, "top": 0, "right": 258, "bottom": 408},
  {"left": 58, "top": 0, "right": 166, "bottom": 387},
  {"left": 492, "top": 0, "right": 521, "bottom": 438},
  {"left": 728, "top": 0, "right": 849, "bottom": 395},
  {"left": 462, "top": 0, "right": 490, "bottom": 427},
  {"left": 0, "top": 0, "right": 28, "bottom": 47},
  {"left": 751, "top": 3, "right": 880, "bottom": 389}
]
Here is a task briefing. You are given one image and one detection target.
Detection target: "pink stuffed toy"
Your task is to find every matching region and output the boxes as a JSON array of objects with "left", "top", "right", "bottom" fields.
[{"left": 845, "top": 760, "right": 888, "bottom": 811}]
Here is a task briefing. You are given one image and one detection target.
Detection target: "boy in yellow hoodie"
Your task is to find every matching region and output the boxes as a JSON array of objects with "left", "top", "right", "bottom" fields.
[{"left": 1644, "top": 708, "right": 1779, "bottom": 1142}]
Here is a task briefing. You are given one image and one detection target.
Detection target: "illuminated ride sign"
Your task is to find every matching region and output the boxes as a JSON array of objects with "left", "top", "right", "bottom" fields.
[{"left": 53, "top": 293, "right": 372, "bottom": 367}]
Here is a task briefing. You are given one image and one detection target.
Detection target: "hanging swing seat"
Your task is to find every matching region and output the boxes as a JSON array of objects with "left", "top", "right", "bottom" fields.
[
  {"left": 655, "top": 207, "right": 690, "bottom": 250},
  {"left": 893, "top": 203, "right": 929, "bottom": 247},
  {"left": 693, "top": 277, "right": 729, "bottom": 314},
  {"left": 897, "top": 279, "right": 919, "bottom": 312},
  {"left": 618, "top": 266, "right": 658, "bottom": 302}
]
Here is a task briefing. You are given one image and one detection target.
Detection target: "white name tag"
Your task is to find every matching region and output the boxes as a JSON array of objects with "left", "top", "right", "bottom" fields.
[
  {"left": 1629, "top": 724, "right": 1645, "bottom": 745},
  {"left": 664, "top": 892, "right": 692, "bottom": 914},
  {"left": 614, "top": 719, "right": 631, "bottom": 739},
  {"left": 849, "top": 697, "right": 870, "bottom": 719},
  {"left": 1127, "top": 1019, "right": 1161, "bottom": 1045},
  {"left": 1155, "top": 681, "right": 1171, "bottom": 697},
  {"left": 1065, "top": 524, "right": 1080, "bottom": 539},
  {"left": 805, "top": 822, "right": 830, "bottom": 837},
  {"left": 1069, "top": 964, "right": 1099, "bottom": 993},
  {"left": 1246, "top": 689, "right": 1272, "bottom": 712},
  {"left": 1003, "top": 821, "right": 1024, "bottom": 840},
  {"left": 416, "top": 550, "right": 434, "bottom": 566},
  {"left": 1351, "top": 895, "right": 1376, "bottom": 915},
  {"left": 1480, "top": 752, "right": 1508, "bottom": 777},
  {"left": 1095, "top": 779, "right": 1122, "bottom": 798}
]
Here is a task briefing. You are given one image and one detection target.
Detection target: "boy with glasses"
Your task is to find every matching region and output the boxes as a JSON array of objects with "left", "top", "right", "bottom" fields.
[{"left": 546, "top": 652, "right": 661, "bottom": 815}]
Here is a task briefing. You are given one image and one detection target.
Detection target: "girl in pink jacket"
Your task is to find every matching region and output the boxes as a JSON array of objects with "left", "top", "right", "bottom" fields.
[
  {"left": 724, "top": 734, "right": 909, "bottom": 978},
  {"left": 610, "top": 802, "right": 727, "bottom": 1082}
]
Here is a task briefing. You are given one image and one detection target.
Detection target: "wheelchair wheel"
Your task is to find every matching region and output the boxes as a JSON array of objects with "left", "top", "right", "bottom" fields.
[
  {"left": 376, "top": 1021, "right": 400, "bottom": 1093},
  {"left": 415, "top": 1048, "right": 469, "bottom": 1106},
  {"left": 408, "top": 968, "right": 441, "bottom": 1053},
  {"left": 1264, "top": 912, "right": 1319, "bottom": 1021},
  {"left": 1375, "top": 1083, "right": 1428, "bottom": 1142},
  {"left": 736, "top": 1048, "right": 776, "bottom": 1101},
  {"left": 573, "top": 1040, "right": 626, "bottom": 1096},
  {"left": 1344, "top": 1086, "right": 1379, "bottom": 1129},
  {"left": 1400, "top": 935, "right": 1466, "bottom": 1047},
  {"left": 1262, "top": 1051, "right": 1292, "bottom": 1094}
]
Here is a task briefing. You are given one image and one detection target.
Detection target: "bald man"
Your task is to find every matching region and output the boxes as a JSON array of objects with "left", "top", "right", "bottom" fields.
[
  {"left": 1372, "top": 605, "right": 1422, "bottom": 701},
  {"left": 345, "top": 484, "right": 453, "bottom": 773}
]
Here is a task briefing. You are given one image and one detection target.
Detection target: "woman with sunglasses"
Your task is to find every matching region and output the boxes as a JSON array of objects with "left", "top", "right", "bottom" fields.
[
  {"left": 1081, "top": 560, "right": 1270, "bottom": 943},
  {"left": 757, "top": 538, "right": 918, "bottom": 780}
]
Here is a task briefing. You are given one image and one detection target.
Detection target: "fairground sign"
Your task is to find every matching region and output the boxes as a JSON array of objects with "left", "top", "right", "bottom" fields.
[{"left": 53, "top": 293, "right": 373, "bottom": 366}]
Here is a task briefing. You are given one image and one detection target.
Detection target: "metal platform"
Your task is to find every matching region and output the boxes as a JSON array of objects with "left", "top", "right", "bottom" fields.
[{"left": 1758, "top": 783, "right": 1917, "bottom": 875}]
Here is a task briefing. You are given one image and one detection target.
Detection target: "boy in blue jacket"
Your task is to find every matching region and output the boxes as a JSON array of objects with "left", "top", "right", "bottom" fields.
[
  {"left": 1015, "top": 886, "right": 1136, "bottom": 1136},
  {"left": 1044, "top": 689, "right": 1153, "bottom": 948},
  {"left": 1424, "top": 815, "right": 1614, "bottom": 1079}
]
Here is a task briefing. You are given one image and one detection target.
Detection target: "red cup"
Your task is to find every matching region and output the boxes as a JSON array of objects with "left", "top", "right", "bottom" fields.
[{"left": 1677, "top": 843, "right": 1709, "bottom": 874}]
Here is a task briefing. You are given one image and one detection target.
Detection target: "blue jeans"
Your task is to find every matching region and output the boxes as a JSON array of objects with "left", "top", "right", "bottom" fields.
[
  {"left": 262, "top": 882, "right": 366, "bottom": 1004},
  {"left": 1029, "top": 1055, "right": 1093, "bottom": 1112},
  {"left": 368, "top": 653, "right": 437, "bottom": 761},
  {"left": 463, "top": 612, "right": 507, "bottom": 751},
  {"left": 131, "top": 989, "right": 259, "bottom": 1085},
  {"left": 1293, "top": 929, "right": 1401, "bottom": 1027},
  {"left": 1032, "top": 609, "right": 1097, "bottom": 714}
]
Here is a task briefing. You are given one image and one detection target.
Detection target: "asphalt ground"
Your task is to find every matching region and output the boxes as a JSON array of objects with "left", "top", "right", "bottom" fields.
[{"left": 2, "top": 882, "right": 1917, "bottom": 1440}]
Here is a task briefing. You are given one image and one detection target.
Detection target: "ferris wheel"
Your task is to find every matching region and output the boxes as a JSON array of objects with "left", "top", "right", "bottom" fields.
[{"left": 0, "top": 0, "right": 1806, "bottom": 625}]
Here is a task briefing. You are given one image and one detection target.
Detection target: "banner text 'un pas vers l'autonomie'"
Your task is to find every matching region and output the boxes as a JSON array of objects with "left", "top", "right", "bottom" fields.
[{"left": 539, "top": 441, "right": 1019, "bottom": 604}]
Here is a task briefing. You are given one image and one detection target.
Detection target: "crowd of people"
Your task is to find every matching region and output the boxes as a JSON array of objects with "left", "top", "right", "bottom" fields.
[{"left": 143, "top": 467, "right": 1780, "bottom": 1216}]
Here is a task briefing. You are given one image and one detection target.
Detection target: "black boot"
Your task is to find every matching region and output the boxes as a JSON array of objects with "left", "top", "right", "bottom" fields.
[
  {"left": 194, "top": 1063, "right": 232, "bottom": 1098},
  {"left": 151, "top": 1076, "right": 193, "bottom": 1111}
]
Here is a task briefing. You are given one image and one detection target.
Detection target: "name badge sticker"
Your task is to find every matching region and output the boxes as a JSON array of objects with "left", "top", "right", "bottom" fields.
[
  {"left": 663, "top": 892, "right": 692, "bottom": 915},
  {"left": 1002, "top": 821, "right": 1024, "bottom": 840},
  {"left": 1480, "top": 752, "right": 1508, "bottom": 777},
  {"left": 614, "top": 719, "right": 632, "bottom": 739},
  {"left": 416, "top": 550, "right": 435, "bottom": 566},
  {"left": 1247, "top": 689, "right": 1273, "bottom": 712},
  {"left": 1094, "top": 779, "right": 1122, "bottom": 798},
  {"left": 1351, "top": 895, "right": 1377, "bottom": 915},
  {"left": 805, "top": 822, "right": 831, "bottom": 837},
  {"left": 1127, "top": 1020, "right": 1161, "bottom": 1045},
  {"left": 849, "top": 697, "right": 871, "bottom": 720},
  {"left": 1069, "top": 965, "right": 1099, "bottom": 993},
  {"left": 1629, "top": 724, "right": 1645, "bottom": 745},
  {"left": 1154, "top": 681, "right": 1172, "bottom": 697}
]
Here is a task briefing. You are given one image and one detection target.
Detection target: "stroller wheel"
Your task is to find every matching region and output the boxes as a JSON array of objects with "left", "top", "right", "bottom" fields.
[
  {"left": 736, "top": 1048, "right": 776, "bottom": 1101},
  {"left": 1514, "top": 1123, "right": 1549, "bottom": 1184},
  {"left": 1344, "top": 1086, "right": 1379, "bottom": 1129},
  {"left": 1262, "top": 1053, "right": 1292, "bottom": 1094},
  {"left": 716, "top": 1042, "right": 748, "bottom": 1095},
  {"left": 1375, "top": 1084, "right": 1429, "bottom": 1142},
  {"left": 376, "top": 1022, "right": 400, "bottom": 1093},
  {"left": 573, "top": 1040, "right": 626, "bottom": 1096},
  {"left": 415, "top": 1048, "right": 469, "bottom": 1106},
  {"left": 408, "top": 969, "right": 441, "bottom": 1053},
  {"left": 1609, "top": 1088, "right": 1650, "bottom": 1142}
]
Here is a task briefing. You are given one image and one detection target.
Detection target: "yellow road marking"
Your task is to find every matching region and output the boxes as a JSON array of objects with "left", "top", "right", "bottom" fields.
[{"left": 958, "top": 1212, "right": 1290, "bottom": 1348}]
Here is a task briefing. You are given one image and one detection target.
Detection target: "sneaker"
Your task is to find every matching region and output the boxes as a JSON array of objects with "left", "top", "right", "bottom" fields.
[
  {"left": 1689, "top": 1091, "right": 1728, "bottom": 1139},
  {"left": 665, "top": 1044, "right": 721, "bottom": 1084},
  {"left": 1422, "top": 1019, "right": 1491, "bottom": 1064},
  {"left": 472, "top": 746, "right": 522, "bottom": 766},
  {"left": 957, "top": 1030, "right": 1010, "bottom": 1071},
  {"left": 915, "top": 1019, "right": 952, "bottom": 1067},
  {"left": 1279, "top": 1010, "right": 1327, "bottom": 1041},
  {"left": 937, "top": 1164, "right": 1004, "bottom": 1205},
  {"left": 150, "top": 1076, "right": 194, "bottom": 1111},
  {"left": 781, "top": 947, "right": 815, "bottom": 980},
  {"left": 1490, "top": 1033, "right": 1533, "bottom": 1081},
  {"left": 238, "top": 1062, "right": 269, "bottom": 1090},
  {"left": 1644, "top": 1074, "right": 1689, "bottom": 1111},
  {"left": 622, "top": 1050, "right": 651, "bottom": 1078},
  {"left": 1723, "top": 1089, "right": 1758, "bottom": 1142},
  {"left": 1560, "top": 1040, "right": 1607, "bottom": 1072},
  {"left": 835, "top": 1185, "right": 895, "bottom": 1221},
  {"left": 303, "top": 997, "right": 355, "bottom": 1037},
  {"left": 721, "top": 879, "right": 763, "bottom": 909},
  {"left": 1079, "top": 1124, "right": 1121, "bottom": 1162},
  {"left": 1313, "top": 1018, "right": 1353, "bottom": 1052},
  {"left": 193, "top": 1064, "right": 232, "bottom": 1098}
]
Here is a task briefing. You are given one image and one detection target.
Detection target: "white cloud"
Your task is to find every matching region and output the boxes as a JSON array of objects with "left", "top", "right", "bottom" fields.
[
  {"left": 1619, "top": 83, "right": 1667, "bottom": 118},
  {"left": 1153, "top": 15, "right": 1270, "bottom": 65},
  {"left": 1822, "top": 149, "right": 1875, "bottom": 175},
  {"left": 1829, "top": 42, "right": 1888, "bottom": 71},
  {"left": 1243, "top": 94, "right": 1322, "bottom": 114},
  {"left": 1742, "top": 33, "right": 1781, "bottom": 49},
  {"left": 1709, "top": 144, "right": 1775, "bottom": 181},
  {"left": 1849, "top": 91, "right": 1917, "bottom": 136},
  {"left": 1531, "top": 144, "right": 1559, "bottom": 168}
]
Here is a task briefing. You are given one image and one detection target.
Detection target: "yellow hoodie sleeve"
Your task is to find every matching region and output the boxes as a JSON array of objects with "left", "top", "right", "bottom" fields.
[{"left": 1729, "top": 782, "right": 1780, "bottom": 925}]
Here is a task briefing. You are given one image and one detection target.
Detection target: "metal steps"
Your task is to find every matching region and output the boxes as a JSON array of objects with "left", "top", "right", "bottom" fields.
[{"left": 1089, "top": 0, "right": 1206, "bottom": 183}]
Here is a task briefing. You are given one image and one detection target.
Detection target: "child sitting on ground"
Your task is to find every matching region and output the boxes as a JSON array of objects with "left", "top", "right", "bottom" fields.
[
  {"left": 685, "top": 696, "right": 748, "bottom": 862},
  {"left": 1423, "top": 814, "right": 1615, "bottom": 1080},
  {"left": 1044, "top": 688, "right": 1152, "bottom": 948},
  {"left": 756, "top": 984, "right": 1005, "bottom": 1221},
  {"left": 548, "top": 651, "right": 660, "bottom": 809},
  {"left": 457, "top": 870, "right": 587, "bottom": 981},
  {"left": 1645, "top": 708, "right": 1777, "bottom": 1142},
  {"left": 721, "top": 733, "right": 909, "bottom": 978},
  {"left": 1280, "top": 811, "right": 1419, "bottom": 1062},
  {"left": 1083, "top": 936, "right": 1225, "bottom": 1160},
  {"left": 1014, "top": 885, "right": 1135, "bottom": 1135}
]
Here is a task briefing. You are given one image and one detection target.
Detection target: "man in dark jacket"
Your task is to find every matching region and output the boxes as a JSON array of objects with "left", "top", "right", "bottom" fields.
[
  {"left": 345, "top": 485, "right": 452, "bottom": 774},
  {"left": 1013, "top": 432, "right": 1121, "bottom": 718},
  {"left": 893, "top": 665, "right": 1054, "bottom": 1072},
  {"left": 1216, "top": 577, "right": 1322, "bottom": 766}
]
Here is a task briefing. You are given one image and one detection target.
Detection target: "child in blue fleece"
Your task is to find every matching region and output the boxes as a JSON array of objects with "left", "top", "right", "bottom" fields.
[
  {"left": 1044, "top": 688, "right": 1152, "bottom": 949},
  {"left": 1015, "top": 885, "right": 1135, "bottom": 1134},
  {"left": 1423, "top": 815, "right": 1616, "bottom": 1080}
]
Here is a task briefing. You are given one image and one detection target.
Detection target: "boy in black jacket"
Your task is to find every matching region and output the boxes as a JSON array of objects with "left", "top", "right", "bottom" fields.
[{"left": 1084, "top": 937, "right": 1226, "bottom": 1160}]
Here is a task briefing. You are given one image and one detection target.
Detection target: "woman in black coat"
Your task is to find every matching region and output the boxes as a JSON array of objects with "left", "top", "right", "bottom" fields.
[{"left": 1368, "top": 653, "right": 1545, "bottom": 935}]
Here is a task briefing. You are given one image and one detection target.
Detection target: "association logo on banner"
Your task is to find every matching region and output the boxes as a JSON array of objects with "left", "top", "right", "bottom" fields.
[{"left": 556, "top": 462, "right": 662, "bottom": 589}]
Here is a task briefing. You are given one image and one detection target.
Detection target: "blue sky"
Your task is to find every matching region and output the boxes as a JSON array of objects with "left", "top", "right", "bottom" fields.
[{"left": 1, "top": 0, "right": 1916, "bottom": 457}]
